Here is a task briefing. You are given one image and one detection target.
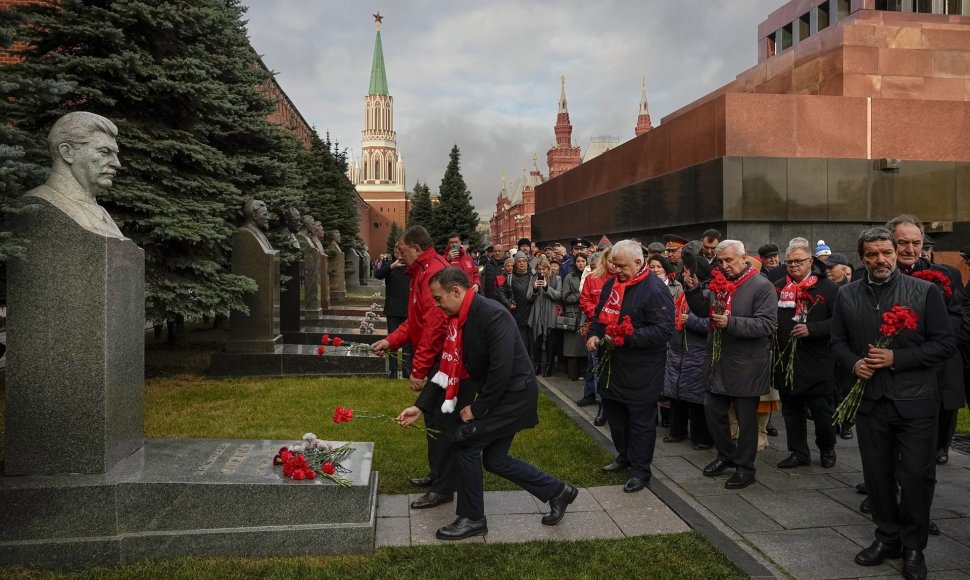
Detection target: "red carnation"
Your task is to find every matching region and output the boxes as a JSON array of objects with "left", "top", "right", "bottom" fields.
[
  {"left": 333, "top": 405, "right": 353, "bottom": 423},
  {"left": 321, "top": 461, "right": 336, "bottom": 475},
  {"left": 321, "top": 333, "right": 331, "bottom": 345},
  {"left": 333, "top": 337, "right": 343, "bottom": 347},
  {"left": 912, "top": 270, "right": 952, "bottom": 299},
  {"left": 317, "top": 345, "right": 325, "bottom": 356},
  {"left": 306, "top": 469, "right": 317, "bottom": 479},
  {"left": 293, "top": 470, "right": 305, "bottom": 480}
]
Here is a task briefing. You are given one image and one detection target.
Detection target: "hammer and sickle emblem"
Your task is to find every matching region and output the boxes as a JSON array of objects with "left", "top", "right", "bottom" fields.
[
  {"left": 607, "top": 289, "right": 621, "bottom": 307},
  {"left": 447, "top": 325, "right": 458, "bottom": 342}
]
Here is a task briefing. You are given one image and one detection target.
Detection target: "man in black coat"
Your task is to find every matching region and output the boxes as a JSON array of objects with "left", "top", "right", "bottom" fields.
[
  {"left": 396, "top": 267, "right": 577, "bottom": 541},
  {"left": 480, "top": 243, "right": 505, "bottom": 301},
  {"left": 587, "top": 240, "right": 674, "bottom": 493},
  {"left": 830, "top": 227, "right": 955, "bottom": 580},
  {"left": 375, "top": 247, "right": 410, "bottom": 378},
  {"left": 773, "top": 240, "right": 840, "bottom": 469}
]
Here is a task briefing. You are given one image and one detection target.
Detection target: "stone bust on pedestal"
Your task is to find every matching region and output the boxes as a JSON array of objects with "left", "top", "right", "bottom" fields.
[
  {"left": 227, "top": 199, "right": 281, "bottom": 352},
  {"left": 25, "top": 111, "right": 125, "bottom": 238}
]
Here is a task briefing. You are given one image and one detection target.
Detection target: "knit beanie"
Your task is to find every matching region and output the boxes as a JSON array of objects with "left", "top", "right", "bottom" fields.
[{"left": 815, "top": 240, "right": 832, "bottom": 257}]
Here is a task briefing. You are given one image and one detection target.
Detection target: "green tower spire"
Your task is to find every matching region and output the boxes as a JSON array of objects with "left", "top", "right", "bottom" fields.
[{"left": 368, "top": 13, "right": 389, "bottom": 96}]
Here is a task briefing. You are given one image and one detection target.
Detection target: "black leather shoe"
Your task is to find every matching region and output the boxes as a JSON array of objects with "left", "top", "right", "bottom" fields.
[
  {"left": 901, "top": 549, "right": 927, "bottom": 580},
  {"left": 766, "top": 424, "right": 779, "bottom": 437},
  {"left": 410, "top": 491, "right": 453, "bottom": 510},
  {"left": 936, "top": 449, "right": 949, "bottom": 465},
  {"left": 593, "top": 404, "right": 606, "bottom": 426},
  {"left": 855, "top": 482, "right": 868, "bottom": 494},
  {"left": 928, "top": 520, "right": 940, "bottom": 536},
  {"left": 409, "top": 475, "right": 432, "bottom": 487},
  {"left": 623, "top": 476, "right": 647, "bottom": 493},
  {"left": 435, "top": 516, "right": 487, "bottom": 540},
  {"left": 602, "top": 459, "right": 630, "bottom": 473},
  {"left": 840, "top": 425, "right": 854, "bottom": 439},
  {"left": 542, "top": 483, "right": 578, "bottom": 525},
  {"left": 575, "top": 395, "right": 596, "bottom": 407},
  {"left": 725, "top": 471, "right": 755, "bottom": 489},
  {"left": 703, "top": 458, "right": 734, "bottom": 477},
  {"left": 692, "top": 442, "right": 712, "bottom": 451},
  {"left": 854, "top": 540, "right": 902, "bottom": 566},
  {"left": 860, "top": 497, "right": 871, "bottom": 514},
  {"left": 820, "top": 450, "right": 836, "bottom": 469},
  {"left": 662, "top": 435, "right": 686, "bottom": 443},
  {"left": 777, "top": 454, "right": 810, "bottom": 469}
]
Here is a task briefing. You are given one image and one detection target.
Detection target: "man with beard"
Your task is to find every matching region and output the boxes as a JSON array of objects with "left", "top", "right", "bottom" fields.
[
  {"left": 830, "top": 227, "right": 954, "bottom": 580},
  {"left": 701, "top": 240, "right": 777, "bottom": 490},
  {"left": 587, "top": 240, "right": 674, "bottom": 493},
  {"left": 480, "top": 244, "right": 506, "bottom": 301}
]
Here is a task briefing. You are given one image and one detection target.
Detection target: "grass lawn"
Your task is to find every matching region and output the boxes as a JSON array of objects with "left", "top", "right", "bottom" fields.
[
  {"left": 145, "top": 375, "right": 628, "bottom": 494},
  {"left": 2, "top": 533, "right": 745, "bottom": 580},
  {"left": 958, "top": 406, "right": 969, "bottom": 434}
]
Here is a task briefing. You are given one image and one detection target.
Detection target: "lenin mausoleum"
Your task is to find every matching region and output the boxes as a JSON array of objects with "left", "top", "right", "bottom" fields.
[{"left": 532, "top": 0, "right": 970, "bottom": 261}]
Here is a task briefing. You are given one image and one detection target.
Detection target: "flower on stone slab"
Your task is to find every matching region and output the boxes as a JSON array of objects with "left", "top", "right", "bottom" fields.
[
  {"left": 321, "top": 461, "right": 336, "bottom": 475},
  {"left": 333, "top": 337, "right": 343, "bottom": 347},
  {"left": 321, "top": 333, "right": 331, "bottom": 345},
  {"left": 317, "top": 345, "right": 325, "bottom": 356}
]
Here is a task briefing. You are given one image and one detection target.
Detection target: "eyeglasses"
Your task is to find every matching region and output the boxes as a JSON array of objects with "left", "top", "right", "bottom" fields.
[{"left": 785, "top": 258, "right": 811, "bottom": 266}]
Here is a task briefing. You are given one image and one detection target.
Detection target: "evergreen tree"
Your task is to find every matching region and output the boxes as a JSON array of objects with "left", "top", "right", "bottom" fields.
[
  {"left": 407, "top": 181, "right": 433, "bottom": 230},
  {"left": 385, "top": 221, "right": 401, "bottom": 256},
  {"left": 303, "top": 132, "right": 360, "bottom": 247},
  {"left": 0, "top": 0, "right": 312, "bottom": 329},
  {"left": 431, "top": 145, "right": 481, "bottom": 250}
]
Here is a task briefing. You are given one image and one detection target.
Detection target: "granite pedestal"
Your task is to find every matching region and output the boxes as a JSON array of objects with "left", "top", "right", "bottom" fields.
[
  {"left": 283, "top": 327, "right": 387, "bottom": 347},
  {"left": 281, "top": 261, "right": 302, "bottom": 334},
  {"left": 306, "top": 315, "right": 387, "bottom": 330},
  {"left": 209, "top": 344, "right": 387, "bottom": 377},
  {"left": 5, "top": 201, "right": 144, "bottom": 475},
  {"left": 226, "top": 225, "right": 282, "bottom": 353},
  {"left": 0, "top": 439, "right": 378, "bottom": 569},
  {"left": 327, "top": 246, "right": 346, "bottom": 303}
]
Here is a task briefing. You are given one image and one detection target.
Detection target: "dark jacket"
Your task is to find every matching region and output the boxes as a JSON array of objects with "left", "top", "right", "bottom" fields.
[
  {"left": 480, "top": 257, "right": 504, "bottom": 300},
  {"left": 938, "top": 283, "right": 966, "bottom": 410},
  {"left": 415, "top": 294, "right": 538, "bottom": 444},
  {"left": 773, "top": 276, "right": 840, "bottom": 395},
  {"left": 697, "top": 267, "right": 778, "bottom": 397},
  {"left": 498, "top": 269, "right": 533, "bottom": 328},
  {"left": 590, "top": 272, "right": 674, "bottom": 404},
  {"left": 385, "top": 247, "right": 450, "bottom": 380},
  {"left": 830, "top": 269, "right": 956, "bottom": 418},
  {"left": 375, "top": 261, "right": 409, "bottom": 318},
  {"left": 664, "top": 296, "right": 710, "bottom": 405}
]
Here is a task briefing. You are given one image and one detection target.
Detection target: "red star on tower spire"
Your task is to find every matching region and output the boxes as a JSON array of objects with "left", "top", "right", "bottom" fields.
[{"left": 373, "top": 12, "right": 383, "bottom": 30}]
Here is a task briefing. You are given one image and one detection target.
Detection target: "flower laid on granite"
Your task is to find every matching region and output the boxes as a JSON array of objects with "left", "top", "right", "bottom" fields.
[
  {"left": 316, "top": 345, "right": 326, "bottom": 356},
  {"left": 332, "top": 405, "right": 442, "bottom": 439},
  {"left": 321, "top": 333, "right": 331, "bottom": 345},
  {"left": 333, "top": 336, "right": 343, "bottom": 347},
  {"left": 365, "top": 311, "right": 380, "bottom": 320},
  {"left": 272, "top": 432, "right": 354, "bottom": 486},
  {"left": 833, "top": 304, "right": 919, "bottom": 425},
  {"left": 359, "top": 321, "right": 375, "bottom": 334}
]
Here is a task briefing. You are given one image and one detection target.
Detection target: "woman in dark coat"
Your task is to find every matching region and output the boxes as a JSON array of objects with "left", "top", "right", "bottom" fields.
[
  {"left": 498, "top": 252, "right": 534, "bottom": 358},
  {"left": 663, "top": 253, "right": 713, "bottom": 449},
  {"left": 560, "top": 254, "right": 587, "bottom": 380}
]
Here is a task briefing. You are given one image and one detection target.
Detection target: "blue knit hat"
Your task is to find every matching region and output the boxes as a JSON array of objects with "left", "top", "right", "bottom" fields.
[{"left": 815, "top": 240, "right": 832, "bottom": 257}]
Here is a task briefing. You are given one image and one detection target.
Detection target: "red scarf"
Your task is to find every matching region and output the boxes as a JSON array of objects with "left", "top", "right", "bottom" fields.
[
  {"left": 597, "top": 266, "right": 651, "bottom": 326},
  {"left": 674, "top": 292, "right": 689, "bottom": 331},
  {"left": 778, "top": 274, "right": 817, "bottom": 309},
  {"left": 432, "top": 288, "right": 475, "bottom": 414},
  {"left": 709, "top": 266, "right": 759, "bottom": 322}
]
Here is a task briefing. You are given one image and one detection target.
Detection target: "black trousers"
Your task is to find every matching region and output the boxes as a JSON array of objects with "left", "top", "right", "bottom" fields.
[
  {"left": 532, "top": 331, "right": 557, "bottom": 367},
  {"left": 857, "top": 398, "right": 937, "bottom": 550},
  {"left": 454, "top": 433, "right": 563, "bottom": 520},
  {"left": 937, "top": 404, "right": 958, "bottom": 453},
  {"left": 603, "top": 398, "right": 659, "bottom": 481},
  {"left": 779, "top": 390, "right": 837, "bottom": 462},
  {"left": 518, "top": 326, "right": 533, "bottom": 363},
  {"left": 386, "top": 315, "right": 411, "bottom": 378},
  {"left": 669, "top": 399, "right": 713, "bottom": 446},
  {"left": 705, "top": 392, "right": 760, "bottom": 474},
  {"left": 422, "top": 381, "right": 457, "bottom": 496}
]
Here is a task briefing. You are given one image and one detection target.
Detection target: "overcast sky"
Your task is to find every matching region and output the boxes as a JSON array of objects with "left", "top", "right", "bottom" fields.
[{"left": 242, "top": 0, "right": 784, "bottom": 219}]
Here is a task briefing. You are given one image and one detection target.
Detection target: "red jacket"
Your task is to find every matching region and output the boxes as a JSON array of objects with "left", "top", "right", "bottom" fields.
[
  {"left": 580, "top": 273, "right": 611, "bottom": 319},
  {"left": 446, "top": 247, "right": 481, "bottom": 288},
  {"left": 387, "top": 246, "right": 450, "bottom": 380}
]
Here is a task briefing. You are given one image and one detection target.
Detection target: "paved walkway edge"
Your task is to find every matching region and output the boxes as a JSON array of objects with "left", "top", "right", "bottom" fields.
[{"left": 537, "top": 379, "right": 786, "bottom": 580}]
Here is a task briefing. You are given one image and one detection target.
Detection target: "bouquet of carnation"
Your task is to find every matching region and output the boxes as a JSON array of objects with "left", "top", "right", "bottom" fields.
[
  {"left": 777, "top": 293, "right": 825, "bottom": 390},
  {"left": 316, "top": 333, "right": 344, "bottom": 355},
  {"left": 832, "top": 304, "right": 919, "bottom": 425},
  {"left": 592, "top": 315, "right": 635, "bottom": 385},
  {"left": 912, "top": 270, "right": 953, "bottom": 299},
  {"left": 333, "top": 405, "right": 442, "bottom": 439},
  {"left": 272, "top": 433, "right": 355, "bottom": 486},
  {"left": 707, "top": 270, "right": 735, "bottom": 364},
  {"left": 359, "top": 321, "right": 376, "bottom": 334}
]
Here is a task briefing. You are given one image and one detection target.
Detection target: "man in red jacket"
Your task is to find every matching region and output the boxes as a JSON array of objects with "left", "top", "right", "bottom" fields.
[
  {"left": 444, "top": 232, "right": 481, "bottom": 292},
  {"left": 372, "top": 225, "right": 453, "bottom": 509}
]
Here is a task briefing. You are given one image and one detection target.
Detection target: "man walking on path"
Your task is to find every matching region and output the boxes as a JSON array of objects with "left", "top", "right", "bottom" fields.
[
  {"left": 830, "top": 227, "right": 954, "bottom": 580},
  {"left": 396, "top": 267, "right": 577, "bottom": 540},
  {"left": 372, "top": 225, "right": 453, "bottom": 509}
]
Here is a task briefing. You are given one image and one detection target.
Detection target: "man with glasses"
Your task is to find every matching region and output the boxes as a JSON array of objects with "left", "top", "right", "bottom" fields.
[{"left": 773, "top": 240, "right": 839, "bottom": 469}]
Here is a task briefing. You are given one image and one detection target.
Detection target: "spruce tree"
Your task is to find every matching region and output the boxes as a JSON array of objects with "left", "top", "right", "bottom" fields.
[
  {"left": 431, "top": 145, "right": 481, "bottom": 250},
  {"left": 303, "top": 132, "right": 360, "bottom": 247},
  {"left": 407, "top": 181, "right": 433, "bottom": 231},
  {"left": 0, "top": 0, "right": 312, "bottom": 329},
  {"left": 385, "top": 221, "right": 401, "bottom": 255}
]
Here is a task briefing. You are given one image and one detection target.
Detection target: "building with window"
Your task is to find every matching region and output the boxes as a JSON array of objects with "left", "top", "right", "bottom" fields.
[{"left": 532, "top": 0, "right": 970, "bottom": 269}]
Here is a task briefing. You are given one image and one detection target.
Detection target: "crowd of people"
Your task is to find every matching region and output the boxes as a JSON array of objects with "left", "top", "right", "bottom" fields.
[{"left": 373, "top": 219, "right": 969, "bottom": 580}]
